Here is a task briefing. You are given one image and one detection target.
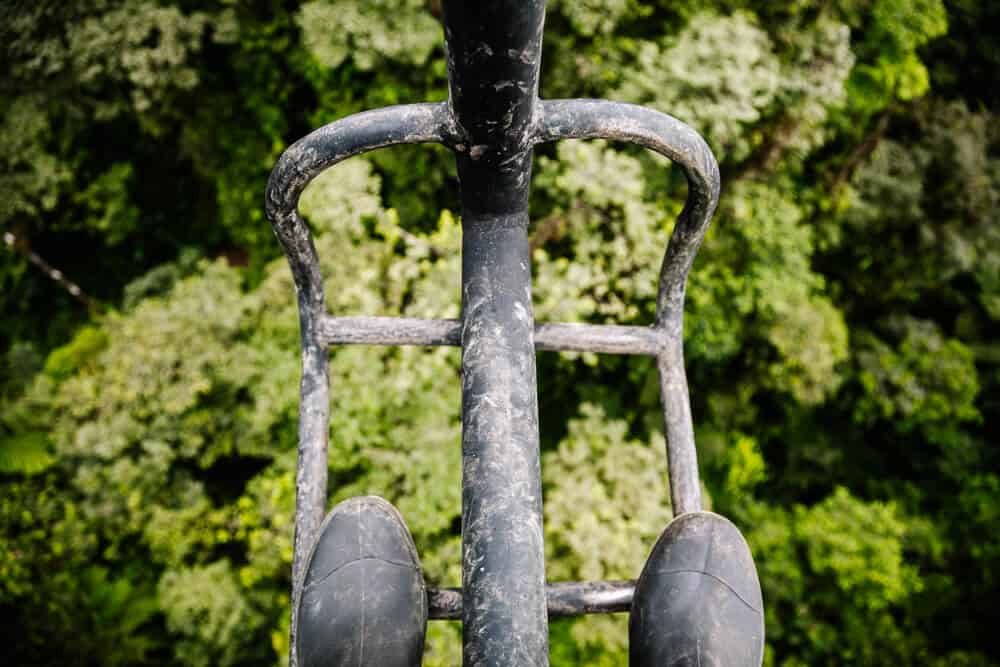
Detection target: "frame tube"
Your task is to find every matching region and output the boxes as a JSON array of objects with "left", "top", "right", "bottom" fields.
[
  {"left": 318, "top": 315, "right": 665, "bottom": 356},
  {"left": 441, "top": 2, "right": 551, "bottom": 664},
  {"left": 428, "top": 580, "right": 635, "bottom": 620},
  {"left": 265, "top": 103, "right": 454, "bottom": 666}
]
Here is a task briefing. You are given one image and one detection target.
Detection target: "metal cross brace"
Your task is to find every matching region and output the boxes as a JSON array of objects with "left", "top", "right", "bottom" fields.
[{"left": 266, "top": 2, "right": 719, "bottom": 665}]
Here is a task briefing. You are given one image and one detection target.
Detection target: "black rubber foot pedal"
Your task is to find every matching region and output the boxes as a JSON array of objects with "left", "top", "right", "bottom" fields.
[
  {"left": 630, "top": 511, "right": 764, "bottom": 666},
  {"left": 295, "top": 495, "right": 428, "bottom": 666}
]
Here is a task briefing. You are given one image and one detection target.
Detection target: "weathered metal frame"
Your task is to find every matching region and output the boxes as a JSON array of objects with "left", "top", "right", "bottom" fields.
[{"left": 266, "top": 3, "right": 719, "bottom": 665}]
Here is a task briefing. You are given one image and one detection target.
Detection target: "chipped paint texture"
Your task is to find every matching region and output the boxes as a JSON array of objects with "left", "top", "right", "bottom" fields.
[
  {"left": 428, "top": 580, "right": 635, "bottom": 620},
  {"left": 266, "top": 1, "right": 729, "bottom": 663},
  {"left": 441, "top": 2, "right": 552, "bottom": 664},
  {"left": 318, "top": 315, "right": 665, "bottom": 355},
  {"left": 460, "top": 217, "right": 549, "bottom": 667}
]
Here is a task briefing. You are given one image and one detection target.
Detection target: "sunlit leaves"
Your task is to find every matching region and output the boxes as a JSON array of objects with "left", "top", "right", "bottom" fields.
[
  {"left": 160, "top": 560, "right": 268, "bottom": 666},
  {"left": 297, "top": 0, "right": 440, "bottom": 71},
  {"left": 616, "top": 12, "right": 782, "bottom": 162}
]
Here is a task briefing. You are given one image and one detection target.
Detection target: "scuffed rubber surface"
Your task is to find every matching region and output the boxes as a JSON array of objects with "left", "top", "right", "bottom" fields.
[
  {"left": 630, "top": 512, "right": 764, "bottom": 666},
  {"left": 295, "top": 496, "right": 427, "bottom": 667}
]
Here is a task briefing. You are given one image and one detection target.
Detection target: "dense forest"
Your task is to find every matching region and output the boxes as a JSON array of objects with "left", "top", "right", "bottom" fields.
[{"left": 2, "top": 0, "right": 998, "bottom": 664}]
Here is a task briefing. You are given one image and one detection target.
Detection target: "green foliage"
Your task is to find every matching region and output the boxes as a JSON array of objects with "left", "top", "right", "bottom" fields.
[
  {"left": 533, "top": 140, "right": 668, "bottom": 324},
  {"left": 297, "top": 0, "right": 440, "bottom": 71},
  {"left": 542, "top": 404, "right": 673, "bottom": 664},
  {"left": 745, "top": 488, "right": 925, "bottom": 665},
  {"left": 2, "top": 1, "right": 999, "bottom": 665},
  {"left": 550, "top": 0, "right": 649, "bottom": 36},
  {"left": 160, "top": 560, "right": 268, "bottom": 666},
  {"left": 121, "top": 247, "right": 203, "bottom": 311},
  {"left": 0, "top": 96, "right": 71, "bottom": 226},
  {"left": 0, "top": 431, "right": 53, "bottom": 475},
  {"left": 616, "top": 12, "right": 783, "bottom": 162},
  {"left": 699, "top": 179, "right": 849, "bottom": 403},
  {"left": 72, "top": 163, "right": 140, "bottom": 245},
  {"left": 78, "top": 566, "right": 161, "bottom": 666},
  {"left": 544, "top": 403, "right": 672, "bottom": 583},
  {"left": 2, "top": 341, "right": 42, "bottom": 397},
  {"left": 43, "top": 325, "right": 109, "bottom": 379},
  {"left": 797, "top": 488, "right": 919, "bottom": 612},
  {"left": 844, "top": 0, "right": 948, "bottom": 109},
  {"left": 854, "top": 318, "right": 979, "bottom": 431}
]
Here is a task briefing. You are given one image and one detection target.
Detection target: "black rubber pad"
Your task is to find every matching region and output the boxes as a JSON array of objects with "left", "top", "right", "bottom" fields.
[
  {"left": 630, "top": 511, "right": 764, "bottom": 666},
  {"left": 296, "top": 496, "right": 427, "bottom": 666}
]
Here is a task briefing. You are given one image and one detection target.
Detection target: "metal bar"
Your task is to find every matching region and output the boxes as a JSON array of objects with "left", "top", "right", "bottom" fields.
[
  {"left": 267, "top": 103, "right": 454, "bottom": 311},
  {"left": 535, "top": 322, "right": 662, "bottom": 355},
  {"left": 428, "top": 581, "right": 635, "bottom": 620},
  {"left": 534, "top": 99, "right": 721, "bottom": 515},
  {"left": 264, "top": 103, "right": 454, "bottom": 667},
  {"left": 441, "top": 1, "right": 550, "bottom": 665},
  {"left": 319, "top": 316, "right": 461, "bottom": 347},
  {"left": 458, "top": 206, "right": 548, "bottom": 667},
  {"left": 318, "top": 315, "right": 665, "bottom": 355}
]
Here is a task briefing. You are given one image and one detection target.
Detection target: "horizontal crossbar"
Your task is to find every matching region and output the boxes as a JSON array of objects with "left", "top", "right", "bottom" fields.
[
  {"left": 318, "top": 316, "right": 665, "bottom": 356},
  {"left": 427, "top": 580, "right": 635, "bottom": 620}
]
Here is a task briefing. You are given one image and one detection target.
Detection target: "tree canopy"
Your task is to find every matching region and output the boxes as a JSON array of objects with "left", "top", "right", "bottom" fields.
[{"left": 2, "top": 1, "right": 998, "bottom": 665}]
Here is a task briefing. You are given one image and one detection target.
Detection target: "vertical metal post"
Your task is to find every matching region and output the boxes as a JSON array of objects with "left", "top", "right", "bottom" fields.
[{"left": 442, "top": 2, "right": 550, "bottom": 665}]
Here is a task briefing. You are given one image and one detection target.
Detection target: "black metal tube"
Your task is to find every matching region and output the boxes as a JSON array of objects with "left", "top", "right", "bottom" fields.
[
  {"left": 442, "top": 2, "right": 550, "bottom": 665},
  {"left": 442, "top": 0, "right": 544, "bottom": 170},
  {"left": 459, "top": 221, "right": 547, "bottom": 667},
  {"left": 318, "top": 315, "right": 665, "bottom": 356},
  {"left": 428, "top": 581, "right": 635, "bottom": 620}
]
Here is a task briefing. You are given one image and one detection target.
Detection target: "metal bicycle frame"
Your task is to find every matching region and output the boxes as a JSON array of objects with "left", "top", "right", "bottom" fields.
[{"left": 266, "top": 2, "right": 719, "bottom": 665}]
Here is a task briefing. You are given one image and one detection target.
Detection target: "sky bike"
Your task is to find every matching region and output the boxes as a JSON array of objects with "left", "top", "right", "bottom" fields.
[{"left": 266, "top": 3, "right": 765, "bottom": 665}]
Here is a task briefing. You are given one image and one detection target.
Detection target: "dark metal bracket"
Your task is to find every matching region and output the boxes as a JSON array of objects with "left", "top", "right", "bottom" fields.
[{"left": 266, "top": 3, "right": 720, "bottom": 665}]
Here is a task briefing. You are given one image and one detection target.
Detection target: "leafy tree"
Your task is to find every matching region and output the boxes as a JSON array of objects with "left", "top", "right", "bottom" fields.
[{"left": 2, "top": 0, "right": 999, "bottom": 665}]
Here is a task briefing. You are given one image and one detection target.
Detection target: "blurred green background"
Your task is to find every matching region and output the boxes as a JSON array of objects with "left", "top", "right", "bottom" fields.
[{"left": 2, "top": 0, "right": 998, "bottom": 664}]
